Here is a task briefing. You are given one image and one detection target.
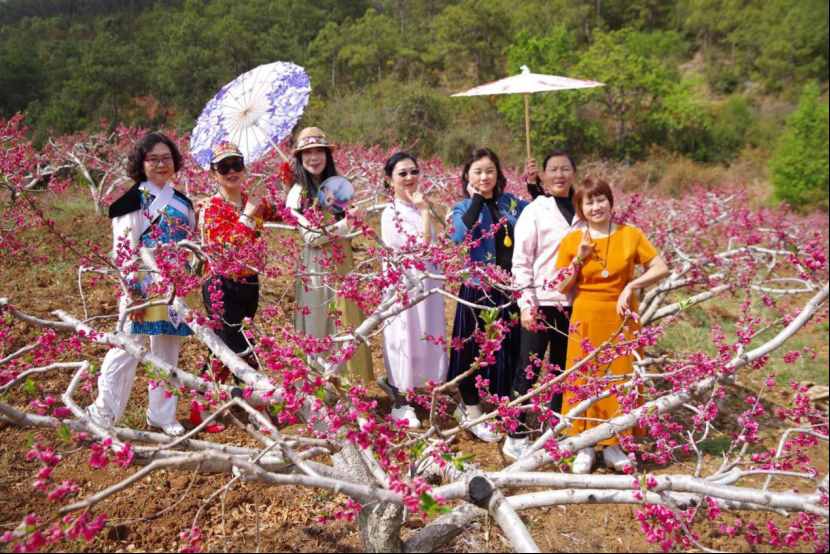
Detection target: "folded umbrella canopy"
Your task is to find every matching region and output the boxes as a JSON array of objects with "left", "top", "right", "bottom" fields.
[
  {"left": 191, "top": 61, "right": 311, "bottom": 169},
  {"left": 452, "top": 65, "right": 603, "bottom": 158}
]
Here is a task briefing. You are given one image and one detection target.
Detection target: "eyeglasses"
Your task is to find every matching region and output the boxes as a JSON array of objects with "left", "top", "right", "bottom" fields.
[
  {"left": 145, "top": 155, "right": 173, "bottom": 166},
  {"left": 214, "top": 158, "right": 245, "bottom": 175},
  {"left": 396, "top": 169, "right": 420, "bottom": 178}
]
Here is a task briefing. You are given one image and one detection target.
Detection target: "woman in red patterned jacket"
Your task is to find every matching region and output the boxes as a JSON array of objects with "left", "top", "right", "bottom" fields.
[{"left": 193, "top": 142, "right": 277, "bottom": 431}]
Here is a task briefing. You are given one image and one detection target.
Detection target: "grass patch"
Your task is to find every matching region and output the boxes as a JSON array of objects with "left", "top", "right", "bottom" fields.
[
  {"left": 698, "top": 436, "right": 732, "bottom": 456},
  {"left": 47, "top": 188, "right": 102, "bottom": 223},
  {"left": 653, "top": 291, "right": 827, "bottom": 388},
  {"left": 122, "top": 403, "right": 147, "bottom": 430}
]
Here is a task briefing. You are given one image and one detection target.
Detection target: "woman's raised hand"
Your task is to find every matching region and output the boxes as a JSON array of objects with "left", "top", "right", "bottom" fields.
[
  {"left": 616, "top": 284, "right": 634, "bottom": 316},
  {"left": 525, "top": 158, "right": 538, "bottom": 183},
  {"left": 411, "top": 190, "right": 429, "bottom": 211},
  {"left": 577, "top": 230, "right": 594, "bottom": 260}
]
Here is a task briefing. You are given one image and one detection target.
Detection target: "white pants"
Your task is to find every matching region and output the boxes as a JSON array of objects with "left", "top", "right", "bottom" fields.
[{"left": 91, "top": 334, "right": 181, "bottom": 425}]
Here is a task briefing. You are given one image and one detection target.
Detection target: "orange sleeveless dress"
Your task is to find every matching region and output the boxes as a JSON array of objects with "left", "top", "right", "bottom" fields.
[{"left": 555, "top": 224, "right": 657, "bottom": 446}]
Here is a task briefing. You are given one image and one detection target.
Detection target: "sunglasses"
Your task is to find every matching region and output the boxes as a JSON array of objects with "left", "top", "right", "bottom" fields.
[
  {"left": 396, "top": 169, "right": 421, "bottom": 178},
  {"left": 214, "top": 158, "right": 244, "bottom": 175}
]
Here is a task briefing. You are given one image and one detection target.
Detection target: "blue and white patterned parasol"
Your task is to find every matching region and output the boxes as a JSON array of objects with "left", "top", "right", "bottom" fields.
[{"left": 191, "top": 61, "right": 311, "bottom": 169}]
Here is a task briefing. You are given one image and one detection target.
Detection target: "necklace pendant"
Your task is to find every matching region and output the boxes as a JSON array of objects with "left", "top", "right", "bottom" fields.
[
  {"left": 601, "top": 269, "right": 610, "bottom": 278},
  {"left": 503, "top": 235, "right": 512, "bottom": 248}
]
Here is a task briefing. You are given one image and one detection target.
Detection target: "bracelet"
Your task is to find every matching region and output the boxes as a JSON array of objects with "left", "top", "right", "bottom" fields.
[{"left": 573, "top": 256, "right": 584, "bottom": 267}]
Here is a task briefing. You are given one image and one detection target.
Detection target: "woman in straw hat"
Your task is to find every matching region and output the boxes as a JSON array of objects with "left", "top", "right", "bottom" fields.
[{"left": 284, "top": 127, "right": 374, "bottom": 383}]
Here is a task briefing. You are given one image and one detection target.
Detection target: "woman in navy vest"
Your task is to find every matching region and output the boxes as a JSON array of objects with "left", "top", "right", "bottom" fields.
[{"left": 447, "top": 148, "right": 528, "bottom": 442}]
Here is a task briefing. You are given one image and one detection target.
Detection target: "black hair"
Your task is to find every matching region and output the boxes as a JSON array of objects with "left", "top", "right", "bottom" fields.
[
  {"left": 383, "top": 151, "right": 419, "bottom": 190},
  {"left": 461, "top": 147, "right": 507, "bottom": 198},
  {"left": 126, "top": 131, "right": 183, "bottom": 184},
  {"left": 541, "top": 150, "right": 577, "bottom": 173},
  {"left": 293, "top": 147, "right": 338, "bottom": 209}
]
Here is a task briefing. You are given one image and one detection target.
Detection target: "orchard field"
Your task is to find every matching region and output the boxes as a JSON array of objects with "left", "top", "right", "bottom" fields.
[{"left": 0, "top": 116, "right": 828, "bottom": 552}]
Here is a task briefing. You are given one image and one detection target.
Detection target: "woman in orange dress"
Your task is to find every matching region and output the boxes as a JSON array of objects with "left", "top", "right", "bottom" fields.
[{"left": 556, "top": 178, "right": 668, "bottom": 474}]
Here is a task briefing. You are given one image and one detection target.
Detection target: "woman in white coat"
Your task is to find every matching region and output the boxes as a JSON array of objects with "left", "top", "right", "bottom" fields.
[{"left": 503, "top": 150, "right": 582, "bottom": 460}]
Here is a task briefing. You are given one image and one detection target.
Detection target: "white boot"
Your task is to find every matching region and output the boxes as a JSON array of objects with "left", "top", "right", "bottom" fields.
[
  {"left": 572, "top": 447, "right": 596, "bottom": 474},
  {"left": 502, "top": 436, "right": 530, "bottom": 461},
  {"left": 602, "top": 445, "right": 633, "bottom": 472},
  {"left": 454, "top": 403, "right": 502, "bottom": 443}
]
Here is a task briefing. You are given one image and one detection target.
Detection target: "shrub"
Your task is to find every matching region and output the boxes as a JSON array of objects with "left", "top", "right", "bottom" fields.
[{"left": 769, "top": 82, "right": 829, "bottom": 210}]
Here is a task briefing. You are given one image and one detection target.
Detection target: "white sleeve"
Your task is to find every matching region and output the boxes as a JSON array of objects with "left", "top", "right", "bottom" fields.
[
  {"left": 512, "top": 206, "right": 538, "bottom": 311},
  {"left": 111, "top": 211, "right": 142, "bottom": 260},
  {"left": 286, "top": 184, "right": 355, "bottom": 247},
  {"left": 111, "top": 211, "right": 147, "bottom": 305}
]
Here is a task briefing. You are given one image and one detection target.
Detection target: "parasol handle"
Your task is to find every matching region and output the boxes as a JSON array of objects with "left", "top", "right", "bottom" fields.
[
  {"left": 273, "top": 143, "right": 291, "bottom": 164},
  {"left": 524, "top": 94, "right": 531, "bottom": 159},
  {"left": 265, "top": 135, "right": 292, "bottom": 165}
]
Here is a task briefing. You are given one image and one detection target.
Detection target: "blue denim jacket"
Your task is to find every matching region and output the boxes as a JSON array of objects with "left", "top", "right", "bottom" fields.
[{"left": 449, "top": 192, "right": 528, "bottom": 264}]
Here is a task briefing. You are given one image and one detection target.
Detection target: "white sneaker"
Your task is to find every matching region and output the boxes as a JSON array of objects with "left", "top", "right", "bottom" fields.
[
  {"left": 391, "top": 405, "right": 420, "bottom": 429},
  {"left": 572, "top": 447, "right": 596, "bottom": 474},
  {"left": 454, "top": 405, "right": 502, "bottom": 443},
  {"left": 602, "top": 445, "right": 633, "bottom": 472},
  {"left": 502, "top": 436, "right": 530, "bottom": 462},
  {"left": 146, "top": 416, "right": 186, "bottom": 437}
]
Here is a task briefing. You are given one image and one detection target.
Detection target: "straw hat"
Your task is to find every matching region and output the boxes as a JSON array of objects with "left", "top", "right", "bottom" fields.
[{"left": 293, "top": 127, "right": 334, "bottom": 154}]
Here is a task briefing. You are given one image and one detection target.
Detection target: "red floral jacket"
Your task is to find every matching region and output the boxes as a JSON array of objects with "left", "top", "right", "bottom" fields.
[{"left": 198, "top": 194, "right": 278, "bottom": 279}]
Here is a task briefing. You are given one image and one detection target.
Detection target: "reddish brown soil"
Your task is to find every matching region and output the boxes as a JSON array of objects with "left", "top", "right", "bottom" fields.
[{"left": 0, "top": 191, "right": 826, "bottom": 552}]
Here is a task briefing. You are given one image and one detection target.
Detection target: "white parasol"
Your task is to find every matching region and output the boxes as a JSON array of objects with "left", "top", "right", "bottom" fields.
[{"left": 451, "top": 65, "right": 603, "bottom": 158}]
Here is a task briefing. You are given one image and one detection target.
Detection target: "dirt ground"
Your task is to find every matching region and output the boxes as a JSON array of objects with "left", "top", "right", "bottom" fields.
[{"left": 0, "top": 191, "right": 827, "bottom": 552}]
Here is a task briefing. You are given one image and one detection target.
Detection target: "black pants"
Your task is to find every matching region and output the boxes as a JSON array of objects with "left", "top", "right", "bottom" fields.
[
  {"left": 201, "top": 274, "right": 260, "bottom": 355},
  {"left": 510, "top": 305, "right": 571, "bottom": 437}
]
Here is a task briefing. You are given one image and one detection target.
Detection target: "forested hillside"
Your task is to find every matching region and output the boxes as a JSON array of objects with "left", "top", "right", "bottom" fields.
[{"left": 1, "top": 0, "right": 828, "bottom": 203}]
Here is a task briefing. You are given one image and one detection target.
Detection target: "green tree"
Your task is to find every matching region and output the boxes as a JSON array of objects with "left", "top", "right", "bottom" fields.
[
  {"left": 575, "top": 28, "right": 679, "bottom": 159},
  {"left": 146, "top": 0, "right": 231, "bottom": 124},
  {"left": 499, "top": 27, "right": 601, "bottom": 158},
  {"left": 649, "top": 76, "right": 713, "bottom": 161},
  {"left": 730, "top": 0, "right": 828, "bottom": 91},
  {"left": 769, "top": 83, "right": 829, "bottom": 209},
  {"left": 429, "top": 0, "right": 513, "bottom": 85},
  {"left": 498, "top": 0, "right": 594, "bottom": 44},
  {"left": 679, "top": 0, "right": 829, "bottom": 92},
  {"left": 0, "top": 31, "right": 46, "bottom": 116},
  {"left": 28, "top": 21, "right": 144, "bottom": 133},
  {"left": 593, "top": 0, "right": 677, "bottom": 31},
  {"left": 307, "top": 21, "right": 347, "bottom": 94},
  {"left": 337, "top": 9, "right": 401, "bottom": 86}
]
